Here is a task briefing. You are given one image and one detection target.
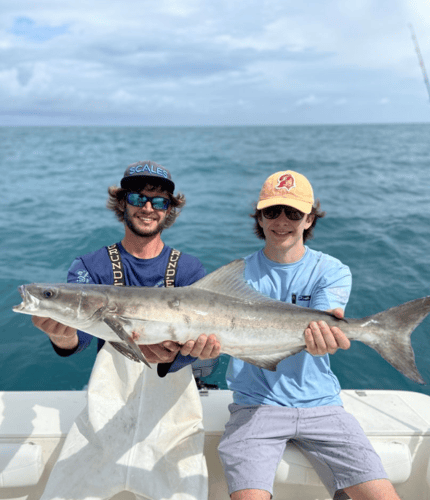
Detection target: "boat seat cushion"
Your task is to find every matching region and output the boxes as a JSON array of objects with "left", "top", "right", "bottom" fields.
[{"left": 0, "top": 442, "right": 43, "bottom": 487}]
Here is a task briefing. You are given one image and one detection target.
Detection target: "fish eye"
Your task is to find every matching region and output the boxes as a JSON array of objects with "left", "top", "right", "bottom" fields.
[{"left": 43, "top": 290, "right": 54, "bottom": 299}]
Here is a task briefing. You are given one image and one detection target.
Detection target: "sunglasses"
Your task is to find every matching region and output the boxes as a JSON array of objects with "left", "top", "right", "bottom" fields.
[
  {"left": 261, "top": 205, "right": 305, "bottom": 221},
  {"left": 126, "top": 193, "right": 171, "bottom": 210}
]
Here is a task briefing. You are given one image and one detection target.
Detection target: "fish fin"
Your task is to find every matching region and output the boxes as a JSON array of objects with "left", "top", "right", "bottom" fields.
[
  {"left": 103, "top": 317, "right": 151, "bottom": 368},
  {"left": 191, "top": 259, "right": 277, "bottom": 304},
  {"left": 237, "top": 347, "right": 304, "bottom": 371},
  {"left": 109, "top": 341, "right": 144, "bottom": 364},
  {"left": 357, "top": 296, "right": 430, "bottom": 384}
]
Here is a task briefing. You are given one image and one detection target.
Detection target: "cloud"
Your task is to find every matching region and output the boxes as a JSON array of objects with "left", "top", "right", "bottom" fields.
[{"left": 0, "top": 0, "right": 429, "bottom": 125}]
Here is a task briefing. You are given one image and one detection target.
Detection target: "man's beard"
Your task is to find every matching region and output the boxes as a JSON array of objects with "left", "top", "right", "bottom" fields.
[{"left": 123, "top": 208, "right": 167, "bottom": 238}]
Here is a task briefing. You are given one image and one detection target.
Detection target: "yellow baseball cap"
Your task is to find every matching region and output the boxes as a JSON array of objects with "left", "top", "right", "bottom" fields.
[{"left": 257, "top": 170, "right": 314, "bottom": 214}]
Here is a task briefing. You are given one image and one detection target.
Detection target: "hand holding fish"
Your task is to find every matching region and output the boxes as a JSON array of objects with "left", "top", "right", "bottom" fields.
[
  {"left": 139, "top": 341, "right": 181, "bottom": 363},
  {"left": 179, "top": 334, "right": 221, "bottom": 359},
  {"left": 139, "top": 335, "right": 220, "bottom": 363},
  {"left": 32, "top": 316, "right": 79, "bottom": 351},
  {"left": 304, "top": 308, "right": 351, "bottom": 356}
]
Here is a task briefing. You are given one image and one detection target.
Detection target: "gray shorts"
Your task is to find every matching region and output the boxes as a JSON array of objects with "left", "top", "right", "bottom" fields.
[{"left": 218, "top": 404, "right": 388, "bottom": 499}]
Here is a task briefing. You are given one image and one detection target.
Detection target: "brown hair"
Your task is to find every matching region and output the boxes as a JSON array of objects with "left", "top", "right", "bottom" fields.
[
  {"left": 250, "top": 200, "right": 326, "bottom": 242},
  {"left": 107, "top": 184, "right": 186, "bottom": 229}
]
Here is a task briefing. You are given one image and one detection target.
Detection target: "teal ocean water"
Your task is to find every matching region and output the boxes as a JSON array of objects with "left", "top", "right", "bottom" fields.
[{"left": 2, "top": 124, "right": 430, "bottom": 394}]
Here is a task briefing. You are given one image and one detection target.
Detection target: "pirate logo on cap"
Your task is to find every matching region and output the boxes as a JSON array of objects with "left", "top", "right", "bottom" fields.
[{"left": 276, "top": 173, "right": 295, "bottom": 191}]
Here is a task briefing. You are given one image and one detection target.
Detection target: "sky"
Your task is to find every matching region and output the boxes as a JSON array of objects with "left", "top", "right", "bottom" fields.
[{"left": 1, "top": 0, "right": 430, "bottom": 126}]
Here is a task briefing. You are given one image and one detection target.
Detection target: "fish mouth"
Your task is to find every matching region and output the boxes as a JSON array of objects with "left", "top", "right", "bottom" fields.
[
  {"left": 12, "top": 285, "right": 26, "bottom": 312},
  {"left": 12, "top": 285, "right": 38, "bottom": 314}
]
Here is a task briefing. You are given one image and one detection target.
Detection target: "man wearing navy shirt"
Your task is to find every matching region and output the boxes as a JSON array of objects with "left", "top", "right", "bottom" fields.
[
  {"left": 33, "top": 161, "right": 220, "bottom": 500},
  {"left": 218, "top": 171, "right": 400, "bottom": 500}
]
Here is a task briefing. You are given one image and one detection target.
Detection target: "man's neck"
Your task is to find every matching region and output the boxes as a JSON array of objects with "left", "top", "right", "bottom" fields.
[
  {"left": 263, "top": 243, "right": 306, "bottom": 264},
  {"left": 121, "top": 231, "right": 165, "bottom": 260}
]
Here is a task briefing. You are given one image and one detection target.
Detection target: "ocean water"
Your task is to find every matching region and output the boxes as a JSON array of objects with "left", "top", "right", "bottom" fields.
[{"left": 1, "top": 124, "right": 430, "bottom": 395}]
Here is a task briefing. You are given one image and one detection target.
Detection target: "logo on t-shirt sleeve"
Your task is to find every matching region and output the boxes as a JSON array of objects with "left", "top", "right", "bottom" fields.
[{"left": 76, "top": 271, "right": 90, "bottom": 283}]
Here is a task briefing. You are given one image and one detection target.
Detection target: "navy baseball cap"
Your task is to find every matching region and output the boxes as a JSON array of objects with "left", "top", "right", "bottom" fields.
[{"left": 120, "top": 160, "right": 175, "bottom": 193}]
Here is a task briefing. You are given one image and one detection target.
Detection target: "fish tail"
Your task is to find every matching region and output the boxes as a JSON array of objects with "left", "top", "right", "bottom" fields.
[{"left": 357, "top": 296, "right": 430, "bottom": 384}]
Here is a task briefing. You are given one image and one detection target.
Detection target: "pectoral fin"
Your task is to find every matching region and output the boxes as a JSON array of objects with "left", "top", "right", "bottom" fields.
[{"left": 103, "top": 317, "right": 151, "bottom": 368}]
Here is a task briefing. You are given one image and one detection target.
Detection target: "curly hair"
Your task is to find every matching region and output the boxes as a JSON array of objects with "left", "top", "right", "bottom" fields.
[
  {"left": 106, "top": 184, "right": 186, "bottom": 229},
  {"left": 250, "top": 200, "right": 326, "bottom": 242}
]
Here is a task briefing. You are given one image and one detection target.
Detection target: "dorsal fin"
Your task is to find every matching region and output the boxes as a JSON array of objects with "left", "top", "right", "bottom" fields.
[{"left": 191, "top": 259, "right": 276, "bottom": 304}]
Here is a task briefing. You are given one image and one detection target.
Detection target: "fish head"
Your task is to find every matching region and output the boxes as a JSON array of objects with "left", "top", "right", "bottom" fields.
[{"left": 13, "top": 283, "right": 109, "bottom": 328}]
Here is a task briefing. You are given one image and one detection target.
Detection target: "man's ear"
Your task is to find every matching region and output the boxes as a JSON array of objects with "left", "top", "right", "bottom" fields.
[{"left": 304, "top": 213, "right": 315, "bottom": 229}]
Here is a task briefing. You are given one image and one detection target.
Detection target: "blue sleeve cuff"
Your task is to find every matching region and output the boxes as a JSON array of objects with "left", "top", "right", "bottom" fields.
[
  {"left": 51, "top": 330, "right": 93, "bottom": 357},
  {"left": 157, "top": 354, "right": 197, "bottom": 378},
  {"left": 74, "top": 330, "right": 94, "bottom": 352}
]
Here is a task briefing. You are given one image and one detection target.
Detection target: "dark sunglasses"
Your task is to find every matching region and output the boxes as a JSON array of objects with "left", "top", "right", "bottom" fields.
[
  {"left": 126, "top": 193, "right": 171, "bottom": 210},
  {"left": 261, "top": 205, "right": 305, "bottom": 221}
]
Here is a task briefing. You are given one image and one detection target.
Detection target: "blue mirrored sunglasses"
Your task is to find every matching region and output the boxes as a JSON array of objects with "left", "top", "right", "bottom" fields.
[{"left": 126, "top": 193, "right": 171, "bottom": 210}]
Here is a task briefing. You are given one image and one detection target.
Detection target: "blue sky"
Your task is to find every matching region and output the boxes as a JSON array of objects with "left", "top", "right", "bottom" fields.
[{"left": 1, "top": 0, "right": 430, "bottom": 126}]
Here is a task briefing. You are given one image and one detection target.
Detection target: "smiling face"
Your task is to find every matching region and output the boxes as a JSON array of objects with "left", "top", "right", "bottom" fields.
[
  {"left": 124, "top": 187, "right": 172, "bottom": 238},
  {"left": 258, "top": 207, "right": 314, "bottom": 263}
]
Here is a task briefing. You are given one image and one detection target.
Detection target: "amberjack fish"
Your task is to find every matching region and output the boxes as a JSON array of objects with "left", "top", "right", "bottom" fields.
[{"left": 13, "top": 259, "right": 429, "bottom": 383}]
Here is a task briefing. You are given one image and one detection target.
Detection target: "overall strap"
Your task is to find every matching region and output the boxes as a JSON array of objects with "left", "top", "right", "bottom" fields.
[
  {"left": 107, "top": 244, "right": 125, "bottom": 286},
  {"left": 158, "top": 247, "right": 183, "bottom": 378},
  {"left": 164, "top": 248, "right": 181, "bottom": 287},
  {"left": 107, "top": 244, "right": 181, "bottom": 288}
]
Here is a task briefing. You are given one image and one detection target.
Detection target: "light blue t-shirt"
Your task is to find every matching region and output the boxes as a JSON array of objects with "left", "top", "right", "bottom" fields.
[{"left": 226, "top": 247, "right": 352, "bottom": 408}]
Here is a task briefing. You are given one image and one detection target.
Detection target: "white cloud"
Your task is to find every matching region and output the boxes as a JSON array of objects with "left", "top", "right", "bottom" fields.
[{"left": 0, "top": 0, "right": 429, "bottom": 125}]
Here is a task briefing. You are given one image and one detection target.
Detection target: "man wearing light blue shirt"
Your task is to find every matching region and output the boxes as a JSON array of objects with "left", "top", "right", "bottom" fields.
[{"left": 218, "top": 171, "right": 400, "bottom": 500}]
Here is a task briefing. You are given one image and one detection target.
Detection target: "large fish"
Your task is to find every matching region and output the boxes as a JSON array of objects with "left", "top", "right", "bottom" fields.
[{"left": 13, "top": 259, "right": 429, "bottom": 384}]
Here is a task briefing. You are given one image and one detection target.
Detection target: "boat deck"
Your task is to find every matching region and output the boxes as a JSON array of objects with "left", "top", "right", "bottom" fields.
[{"left": 1, "top": 389, "right": 430, "bottom": 499}]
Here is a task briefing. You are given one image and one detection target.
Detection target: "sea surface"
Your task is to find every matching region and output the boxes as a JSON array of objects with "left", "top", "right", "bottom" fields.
[{"left": 1, "top": 124, "right": 430, "bottom": 395}]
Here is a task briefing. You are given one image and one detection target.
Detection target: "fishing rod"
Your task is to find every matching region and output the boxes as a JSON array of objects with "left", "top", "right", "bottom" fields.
[{"left": 409, "top": 23, "right": 430, "bottom": 103}]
